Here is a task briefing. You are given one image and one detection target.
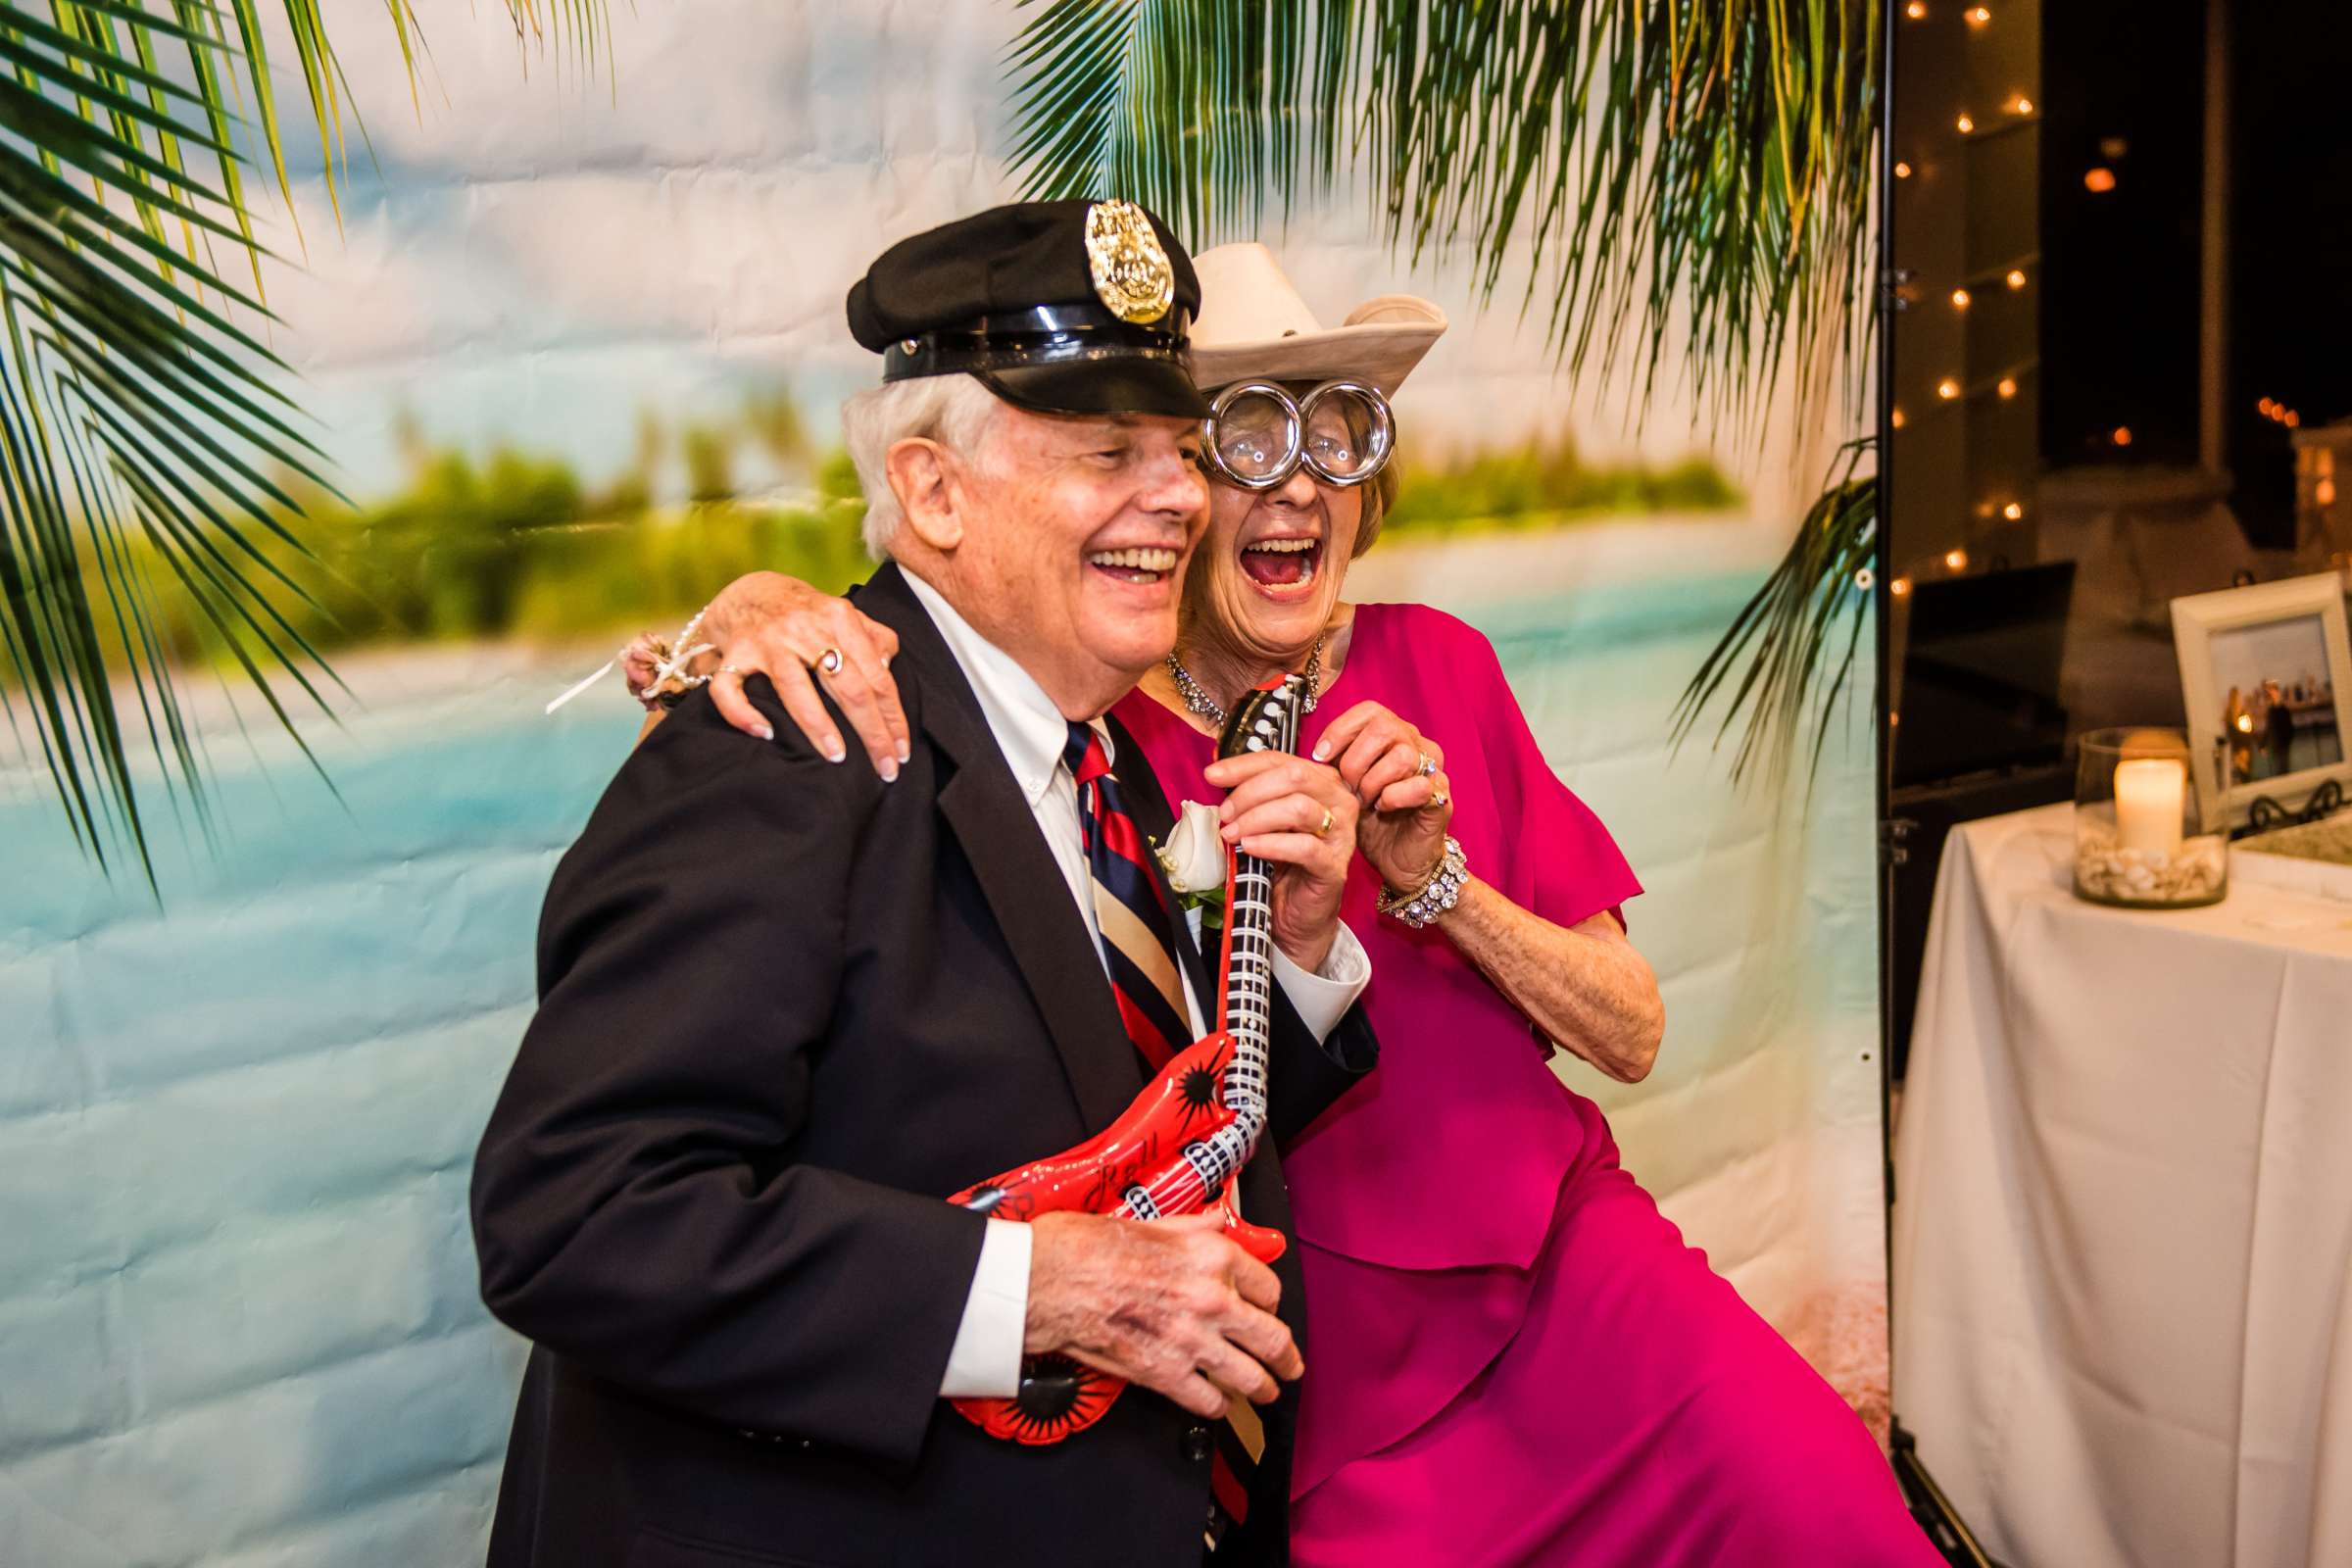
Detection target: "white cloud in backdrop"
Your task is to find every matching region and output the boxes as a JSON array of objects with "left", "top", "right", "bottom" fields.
[{"left": 242, "top": 0, "right": 1841, "bottom": 520}]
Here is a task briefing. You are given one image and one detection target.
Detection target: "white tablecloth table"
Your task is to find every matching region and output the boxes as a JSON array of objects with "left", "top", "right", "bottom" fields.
[{"left": 1892, "top": 803, "right": 2352, "bottom": 1568}]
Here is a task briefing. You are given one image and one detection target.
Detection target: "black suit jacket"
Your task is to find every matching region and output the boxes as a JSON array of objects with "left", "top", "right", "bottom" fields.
[{"left": 471, "top": 564, "right": 1376, "bottom": 1568}]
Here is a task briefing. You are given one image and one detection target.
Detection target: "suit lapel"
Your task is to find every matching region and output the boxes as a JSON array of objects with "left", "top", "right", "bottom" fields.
[{"left": 852, "top": 565, "right": 1143, "bottom": 1133}]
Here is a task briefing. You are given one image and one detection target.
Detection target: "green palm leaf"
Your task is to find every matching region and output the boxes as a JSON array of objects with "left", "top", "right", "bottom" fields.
[
  {"left": 1005, "top": 0, "right": 1882, "bottom": 786},
  {"left": 0, "top": 1, "right": 605, "bottom": 890},
  {"left": 1007, "top": 0, "right": 1876, "bottom": 431},
  {"left": 1670, "top": 441, "right": 1875, "bottom": 790},
  {"left": 1005, "top": 0, "right": 1334, "bottom": 244}
]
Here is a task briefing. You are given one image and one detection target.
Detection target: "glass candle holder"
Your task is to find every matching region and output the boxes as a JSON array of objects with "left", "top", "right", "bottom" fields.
[{"left": 2073, "top": 727, "right": 2229, "bottom": 908}]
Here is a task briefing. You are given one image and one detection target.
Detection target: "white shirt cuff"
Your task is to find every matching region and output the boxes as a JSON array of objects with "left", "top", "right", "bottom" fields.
[
  {"left": 939, "top": 1218, "right": 1031, "bottom": 1398},
  {"left": 1270, "top": 919, "right": 1371, "bottom": 1043},
  {"left": 940, "top": 930, "right": 1366, "bottom": 1399}
]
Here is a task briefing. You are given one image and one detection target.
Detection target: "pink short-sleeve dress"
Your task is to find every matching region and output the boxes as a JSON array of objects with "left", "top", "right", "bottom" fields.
[{"left": 1115, "top": 603, "right": 1936, "bottom": 1567}]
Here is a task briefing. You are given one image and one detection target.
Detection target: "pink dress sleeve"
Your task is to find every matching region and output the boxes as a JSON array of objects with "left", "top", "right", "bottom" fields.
[{"left": 1454, "top": 616, "right": 1644, "bottom": 935}]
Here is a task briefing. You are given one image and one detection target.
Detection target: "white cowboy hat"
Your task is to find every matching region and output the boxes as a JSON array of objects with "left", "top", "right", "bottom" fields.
[{"left": 1186, "top": 242, "right": 1447, "bottom": 398}]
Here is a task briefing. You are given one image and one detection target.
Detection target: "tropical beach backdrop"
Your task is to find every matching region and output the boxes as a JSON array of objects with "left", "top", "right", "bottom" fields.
[{"left": 0, "top": 5, "right": 1883, "bottom": 1564}]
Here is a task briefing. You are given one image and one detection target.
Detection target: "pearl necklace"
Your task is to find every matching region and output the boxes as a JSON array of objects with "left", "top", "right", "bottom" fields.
[{"left": 1165, "top": 633, "right": 1327, "bottom": 727}]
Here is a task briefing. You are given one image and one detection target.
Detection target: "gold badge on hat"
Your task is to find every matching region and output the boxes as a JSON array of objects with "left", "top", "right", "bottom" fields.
[{"left": 1084, "top": 200, "right": 1175, "bottom": 325}]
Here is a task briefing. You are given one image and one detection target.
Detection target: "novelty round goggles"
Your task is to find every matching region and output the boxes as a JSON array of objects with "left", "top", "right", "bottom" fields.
[{"left": 1200, "top": 379, "right": 1395, "bottom": 490}]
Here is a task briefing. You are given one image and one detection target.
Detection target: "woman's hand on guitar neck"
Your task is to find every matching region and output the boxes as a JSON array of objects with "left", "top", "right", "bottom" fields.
[
  {"left": 685, "top": 570, "right": 909, "bottom": 778},
  {"left": 1202, "top": 751, "right": 1359, "bottom": 973},
  {"left": 1026, "top": 1211, "right": 1300, "bottom": 1419}
]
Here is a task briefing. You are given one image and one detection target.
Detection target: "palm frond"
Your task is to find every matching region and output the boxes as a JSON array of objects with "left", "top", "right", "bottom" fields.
[
  {"left": 1670, "top": 439, "right": 1876, "bottom": 790},
  {"left": 1007, "top": 1, "right": 1883, "bottom": 791},
  {"left": 0, "top": 1, "right": 606, "bottom": 889},
  {"left": 1004, "top": 0, "right": 1329, "bottom": 243},
  {"left": 497, "top": 1, "right": 615, "bottom": 88},
  {"left": 1006, "top": 0, "right": 1878, "bottom": 436}
]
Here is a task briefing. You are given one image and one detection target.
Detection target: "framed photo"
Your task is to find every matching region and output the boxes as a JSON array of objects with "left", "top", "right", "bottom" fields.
[{"left": 2171, "top": 573, "right": 2352, "bottom": 829}]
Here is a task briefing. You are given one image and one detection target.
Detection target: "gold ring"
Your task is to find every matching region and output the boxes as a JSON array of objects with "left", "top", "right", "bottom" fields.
[
  {"left": 1431, "top": 789, "right": 1449, "bottom": 809},
  {"left": 816, "top": 647, "right": 844, "bottom": 675},
  {"left": 1315, "top": 807, "right": 1335, "bottom": 837},
  {"left": 1417, "top": 753, "right": 1437, "bottom": 777}
]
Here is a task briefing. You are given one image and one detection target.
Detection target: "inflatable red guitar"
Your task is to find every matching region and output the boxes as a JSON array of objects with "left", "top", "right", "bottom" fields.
[{"left": 944, "top": 672, "right": 1306, "bottom": 1444}]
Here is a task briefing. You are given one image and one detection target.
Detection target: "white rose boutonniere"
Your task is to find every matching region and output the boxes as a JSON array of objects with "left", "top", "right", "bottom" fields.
[
  {"left": 1152, "top": 800, "right": 1230, "bottom": 935},
  {"left": 1157, "top": 801, "right": 1227, "bottom": 893}
]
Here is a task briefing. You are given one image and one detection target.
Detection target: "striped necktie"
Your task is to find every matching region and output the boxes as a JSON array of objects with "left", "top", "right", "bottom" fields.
[
  {"left": 1063, "top": 721, "right": 1193, "bottom": 1068},
  {"left": 1062, "top": 721, "right": 1264, "bottom": 1552}
]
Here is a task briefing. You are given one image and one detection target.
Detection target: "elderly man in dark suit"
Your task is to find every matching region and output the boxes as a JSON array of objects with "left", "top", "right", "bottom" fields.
[{"left": 470, "top": 201, "right": 1378, "bottom": 1568}]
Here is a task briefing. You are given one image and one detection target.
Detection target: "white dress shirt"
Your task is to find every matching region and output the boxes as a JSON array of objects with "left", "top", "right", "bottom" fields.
[{"left": 900, "top": 569, "right": 1371, "bottom": 1399}]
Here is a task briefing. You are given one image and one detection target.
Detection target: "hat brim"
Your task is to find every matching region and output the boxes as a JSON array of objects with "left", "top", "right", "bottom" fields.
[
  {"left": 976, "top": 357, "right": 1209, "bottom": 420},
  {"left": 1187, "top": 320, "right": 1445, "bottom": 400}
]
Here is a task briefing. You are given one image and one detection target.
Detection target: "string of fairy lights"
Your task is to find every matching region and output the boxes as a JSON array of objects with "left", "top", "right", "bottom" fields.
[
  {"left": 1895, "top": 0, "right": 2307, "bottom": 587},
  {"left": 1888, "top": 0, "right": 2043, "bottom": 595}
]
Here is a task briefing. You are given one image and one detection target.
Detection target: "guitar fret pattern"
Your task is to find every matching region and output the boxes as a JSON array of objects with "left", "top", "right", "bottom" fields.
[{"left": 1112, "top": 679, "right": 1299, "bottom": 1225}]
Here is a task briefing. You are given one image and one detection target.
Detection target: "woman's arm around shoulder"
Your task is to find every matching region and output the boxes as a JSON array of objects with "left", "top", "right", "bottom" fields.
[{"left": 628, "top": 570, "right": 910, "bottom": 777}]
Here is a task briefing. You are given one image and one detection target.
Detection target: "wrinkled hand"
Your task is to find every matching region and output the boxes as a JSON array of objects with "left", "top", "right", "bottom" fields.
[
  {"left": 1312, "top": 700, "right": 1452, "bottom": 894},
  {"left": 1201, "top": 751, "right": 1358, "bottom": 972},
  {"left": 1025, "top": 1211, "right": 1300, "bottom": 1419},
  {"left": 694, "top": 570, "right": 908, "bottom": 777}
]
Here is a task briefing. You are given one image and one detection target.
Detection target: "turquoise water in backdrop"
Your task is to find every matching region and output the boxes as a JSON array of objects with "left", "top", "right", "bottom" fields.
[{"left": 0, "top": 549, "right": 1880, "bottom": 1566}]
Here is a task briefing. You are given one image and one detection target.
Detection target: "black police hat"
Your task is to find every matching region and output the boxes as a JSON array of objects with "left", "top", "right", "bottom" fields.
[{"left": 846, "top": 200, "right": 1208, "bottom": 420}]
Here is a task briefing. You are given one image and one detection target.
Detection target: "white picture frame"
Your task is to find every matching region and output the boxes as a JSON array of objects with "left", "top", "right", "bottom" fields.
[{"left": 2171, "top": 573, "right": 2352, "bottom": 829}]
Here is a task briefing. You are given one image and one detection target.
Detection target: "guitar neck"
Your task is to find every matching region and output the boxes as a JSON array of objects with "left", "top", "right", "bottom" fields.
[
  {"left": 1218, "top": 848, "right": 1276, "bottom": 1043},
  {"left": 1209, "top": 668, "right": 1305, "bottom": 1082}
]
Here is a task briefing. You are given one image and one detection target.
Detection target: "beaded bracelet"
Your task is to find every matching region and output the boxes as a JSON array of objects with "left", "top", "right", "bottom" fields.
[
  {"left": 1376, "top": 835, "right": 1467, "bottom": 928},
  {"left": 635, "top": 606, "right": 718, "bottom": 710},
  {"left": 543, "top": 605, "right": 716, "bottom": 716}
]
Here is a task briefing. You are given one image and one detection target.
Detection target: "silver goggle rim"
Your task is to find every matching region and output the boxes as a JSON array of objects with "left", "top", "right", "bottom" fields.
[{"left": 1200, "top": 378, "right": 1396, "bottom": 491}]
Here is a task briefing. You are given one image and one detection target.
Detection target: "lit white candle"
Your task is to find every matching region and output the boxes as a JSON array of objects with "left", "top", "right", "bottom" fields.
[{"left": 2113, "top": 758, "right": 2186, "bottom": 855}]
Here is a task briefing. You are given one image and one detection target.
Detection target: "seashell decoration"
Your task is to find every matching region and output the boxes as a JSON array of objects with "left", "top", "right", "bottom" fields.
[{"left": 2073, "top": 822, "right": 2230, "bottom": 907}]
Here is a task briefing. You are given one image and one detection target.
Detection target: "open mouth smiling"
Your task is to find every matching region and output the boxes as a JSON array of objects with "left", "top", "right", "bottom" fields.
[
  {"left": 1240, "top": 534, "right": 1323, "bottom": 590},
  {"left": 1086, "top": 546, "right": 1180, "bottom": 584}
]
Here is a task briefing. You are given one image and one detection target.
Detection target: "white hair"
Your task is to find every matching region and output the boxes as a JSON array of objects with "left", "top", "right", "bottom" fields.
[{"left": 842, "top": 372, "right": 1004, "bottom": 560}]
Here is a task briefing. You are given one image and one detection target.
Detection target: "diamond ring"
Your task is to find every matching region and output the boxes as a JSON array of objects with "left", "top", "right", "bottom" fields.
[
  {"left": 816, "top": 647, "right": 844, "bottom": 675},
  {"left": 1416, "top": 753, "right": 1437, "bottom": 777}
]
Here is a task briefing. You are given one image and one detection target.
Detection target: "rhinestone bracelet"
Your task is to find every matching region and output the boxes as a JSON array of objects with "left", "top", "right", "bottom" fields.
[{"left": 1376, "top": 835, "right": 1467, "bottom": 928}]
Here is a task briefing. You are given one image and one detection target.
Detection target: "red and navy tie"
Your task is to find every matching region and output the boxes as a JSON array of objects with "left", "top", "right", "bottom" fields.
[
  {"left": 1062, "top": 721, "right": 1262, "bottom": 1549},
  {"left": 1064, "top": 720, "right": 1193, "bottom": 1069}
]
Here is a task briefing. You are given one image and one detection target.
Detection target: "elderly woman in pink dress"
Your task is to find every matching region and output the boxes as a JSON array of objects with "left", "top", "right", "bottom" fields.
[{"left": 623, "top": 246, "right": 1936, "bottom": 1566}]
